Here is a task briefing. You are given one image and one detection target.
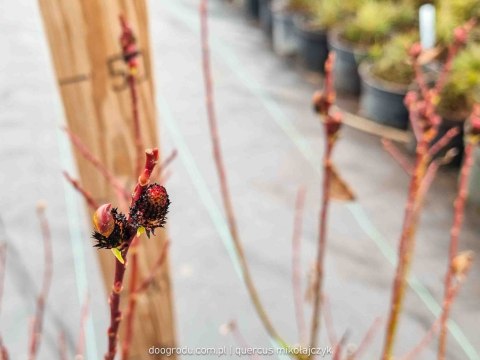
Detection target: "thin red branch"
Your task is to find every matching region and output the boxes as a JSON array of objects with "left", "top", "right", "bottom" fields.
[
  {"left": 121, "top": 236, "right": 139, "bottom": 360},
  {"left": 63, "top": 171, "right": 99, "bottom": 210},
  {"left": 28, "top": 203, "right": 54, "bottom": 360},
  {"left": 153, "top": 149, "right": 178, "bottom": 182},
  {"left": 309, "top": 52, "right": 339, "bottom": 355},
  {"left": 323, "top": 295, "right": 337, "bottom": 348},
  {"left": 123, "top": 238, "right": 169, "bottom": 360},
  {"left": 401, "top": 319, "right": 440, "bottom": 360},
  {"left": 136, "top": 240, "right": 170, "bottom": 294},
  {"left": 226, "top": 321, "right": 261, "bottom": 360},
  {"left": 104, "top": 148, "right": 159, "bottom": 360},
  {"left": 58, "top": 332, "right": 68, "bottom": 360},
  {"left": 381, "top": 139, "right": 414, "bottom": 175},
  {"left": 64, "top": 127, "right": 130, "bottom": 201},
  {"left": 199, "top": 0, "right": 286, "bottom": 349},
  {"left": 0, "top": 336, "right": 9, "bottom": 360},
  {"left": 351, "top": 317, "right": 383, "bottom": 359},
  {"left": 434, "top": 19, "right": 476, "bottom": 94},
  {"left": 292, "top": 186, "right": 307, "bottom": 345},
  {"left": 76, "top": 295, "right": 89, "bottom": 358},
  {"left": 438, "top": 140, "right": 476, "bottom": 359},
  {"left": 428, "top": 127, "right": 460, "bottom": 158},
  {"left": 332, "top": 331, "right": 349, "bottom": 360}
]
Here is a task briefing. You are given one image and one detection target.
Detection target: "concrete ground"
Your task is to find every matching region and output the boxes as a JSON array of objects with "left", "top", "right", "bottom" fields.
[{"left": 0, "top": 0, "right": 479, "bottom": 359}]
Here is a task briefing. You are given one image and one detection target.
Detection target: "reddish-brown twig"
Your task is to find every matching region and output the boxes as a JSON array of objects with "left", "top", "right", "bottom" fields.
[
  {"left": 104, "top": 149, "right": 159, "bottom": 360},
  {"left": 28, "top": 203, "right": 53, "bottom": 360},
  {"left": 428, "top": 127, "right": 460, "bottom": 158},
  {"left": 382, "top": 22, "right": 473, "bottom": 358},
  {"left": 63, "top": 171, "right": 99, "bottom": 210},
  {"left": 221, "top": 321, "right": 261, "bottom": 360},
  {"left": 121, "top": 236, "right": 139, "bottom": 360},
  {"left": 401, "top": 263, "right": 471, "bottom": 360},
  {"left": 152, "top": 149, "right": 177, "bottom": 184},
  {"left": 119, "top": 15, "right": 144, "bottom": 177},
  {"left": 438, "top": 108, "right": 480, "bottom": 359},
  {"left": 381, "top": 139, "right": 414, "bottom": 175},
  {"left": 292, "top": 186, "right": 307, "bottom": 345},
  {"left": 58, "top": 332, "right": 68, "bottom": 360},
  {"left": 332, "top": 331, "right": 349, "bottom": 360},
  {"left": 351, "top": 317, "right": 383, "bottom": 359},
  {"left": 0, "top": 336, "right": 9, "bottom": 360},
  {"left": 199, "top": 0, "right": 287, "bottom": 350},
  {"left": 64, "top": 127, "right": 130, "bottom": 201},
  {"left": 309, "top": 52, "right": 341, "bottom": 356},
  {"left": 76, "top": 295, "right": 90, "bottom": 359},
  {"left": 323, "top": 296, "right": 337, "bottom": 348}
]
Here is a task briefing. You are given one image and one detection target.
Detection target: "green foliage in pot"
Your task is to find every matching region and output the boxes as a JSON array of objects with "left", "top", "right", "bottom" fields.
[
  {"left": 341, "top": 0, "right": 416, "bottom": 47},
  {"left": 437, "top": 0, "right": 480, "bottom": 44},
  {"left": 438, "top": 44, "right": 480, "bottom": 119},
  {"left": 308, "top": 0, "right": 360, "bottom": 30},
  {"left": 369, "top": 32, "right": 417, "bottom": 85}
]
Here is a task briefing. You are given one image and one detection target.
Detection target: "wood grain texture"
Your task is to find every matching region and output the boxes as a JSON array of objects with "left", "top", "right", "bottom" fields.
[{"left": 38, "top": 1, "right": 176, "bottom": 358}]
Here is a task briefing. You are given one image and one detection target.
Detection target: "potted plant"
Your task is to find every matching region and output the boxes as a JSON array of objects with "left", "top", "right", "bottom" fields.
[
  {"left": 259, "top": 0, "right": 273, "bottom": 38},
  {"left": 359, "top": 33, "right": 417, "bottom": 129},
  {"left": 436, "top": 44, "right": 480, "bottom": 164},
  {"left": 329, "top": 0, "right": 416, "bottom": 94},
  {"left": 245, "top": 0, "right": 260, "bottom": 19},
  {"left": 293, "top": 0, "right": 356, "bottom": 73},
  {"left": 271, "top": 0, "right": 310, "bottom": 56}
]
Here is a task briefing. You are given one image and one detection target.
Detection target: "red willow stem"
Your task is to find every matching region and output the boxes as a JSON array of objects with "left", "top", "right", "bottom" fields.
[
  {"left": 76, "top": 295, "right": 90, "bottom": 358},
  {"left": 199, "top": 0, "right": 287, "bottom": 349},
  {"left": 292, "top": 186, "right": 307, "bottom": 345},
  {"left": 121, "top": 236, "right": 140, "bottom": 360},
  {"left": 104, "top": 149, "right": 159, "bottom": 360},
  {"left": 58, "top": 332, "right": 67, "bottom": 360},
  {"left": 309, "top": 52, "right": 338, "bottom": 356},
  {"left": 228, "top": 321, "right": 261, "bottom": 360},
  {"left": 63, "top": 171, "right": 99, "bottom": 210},
  {"left": 438, "top": 139, "right": 477, "bottom": 359},
  {"left": 381, "top": 139, "right": 414, "bottom": 175},
  {"left": 119, "top": 14, "right": 144, "bottom": 178},
  {"left": 309, "top": 138, "right": 334, "bottom": 353},
  {"left": 0, "top": 337, "right": 8, "bottom": 360},
  {"left": 122, "top": 239, "right": 170, "bottom": 360},
  {"left": 350, "top": 317, "right": 383, "bottom": 360},
  {"left": 64, "top": 127, "right": 130, "bottom": 201},
  {"left": 323, "top": 296, "right": 337, "bottom": 348},
  {"left": 28, "top": 203, "right": 53, "bottom": 360},
  {"left": 428, "top": 127, "right": 460, "bottom": 158},
  {"left": 380, "top": 22, "right": 475, "bottom": 355}
]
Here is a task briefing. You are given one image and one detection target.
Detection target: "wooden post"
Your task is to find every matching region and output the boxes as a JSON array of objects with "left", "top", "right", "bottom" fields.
[{"left": 38, "top": 1, "right": 176, "bottom": 358}]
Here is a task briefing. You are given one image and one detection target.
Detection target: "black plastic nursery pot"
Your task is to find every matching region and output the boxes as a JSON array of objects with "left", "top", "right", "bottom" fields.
[
  {"left": 327, "top": 29, "right": 367, "bottom": 95},
  {"left": 294, "top": 16, "right": 328, "bottom": 73},
  {"left": 272, "top": 6, "right": 298, "bottom": 56},
  {"left": 245, "top": 0, "right": 260, "bottom": 19},
  {"left": 358, "top": 63, "right": 410, "bottom": 130},
  {"left": 259, "top": 0, "right": 273, "bottom": 37}
]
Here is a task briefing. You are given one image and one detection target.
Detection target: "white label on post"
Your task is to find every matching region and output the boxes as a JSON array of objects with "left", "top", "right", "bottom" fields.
[{"left": 419, "top": 4, "right": 436, "bottom": 49}]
